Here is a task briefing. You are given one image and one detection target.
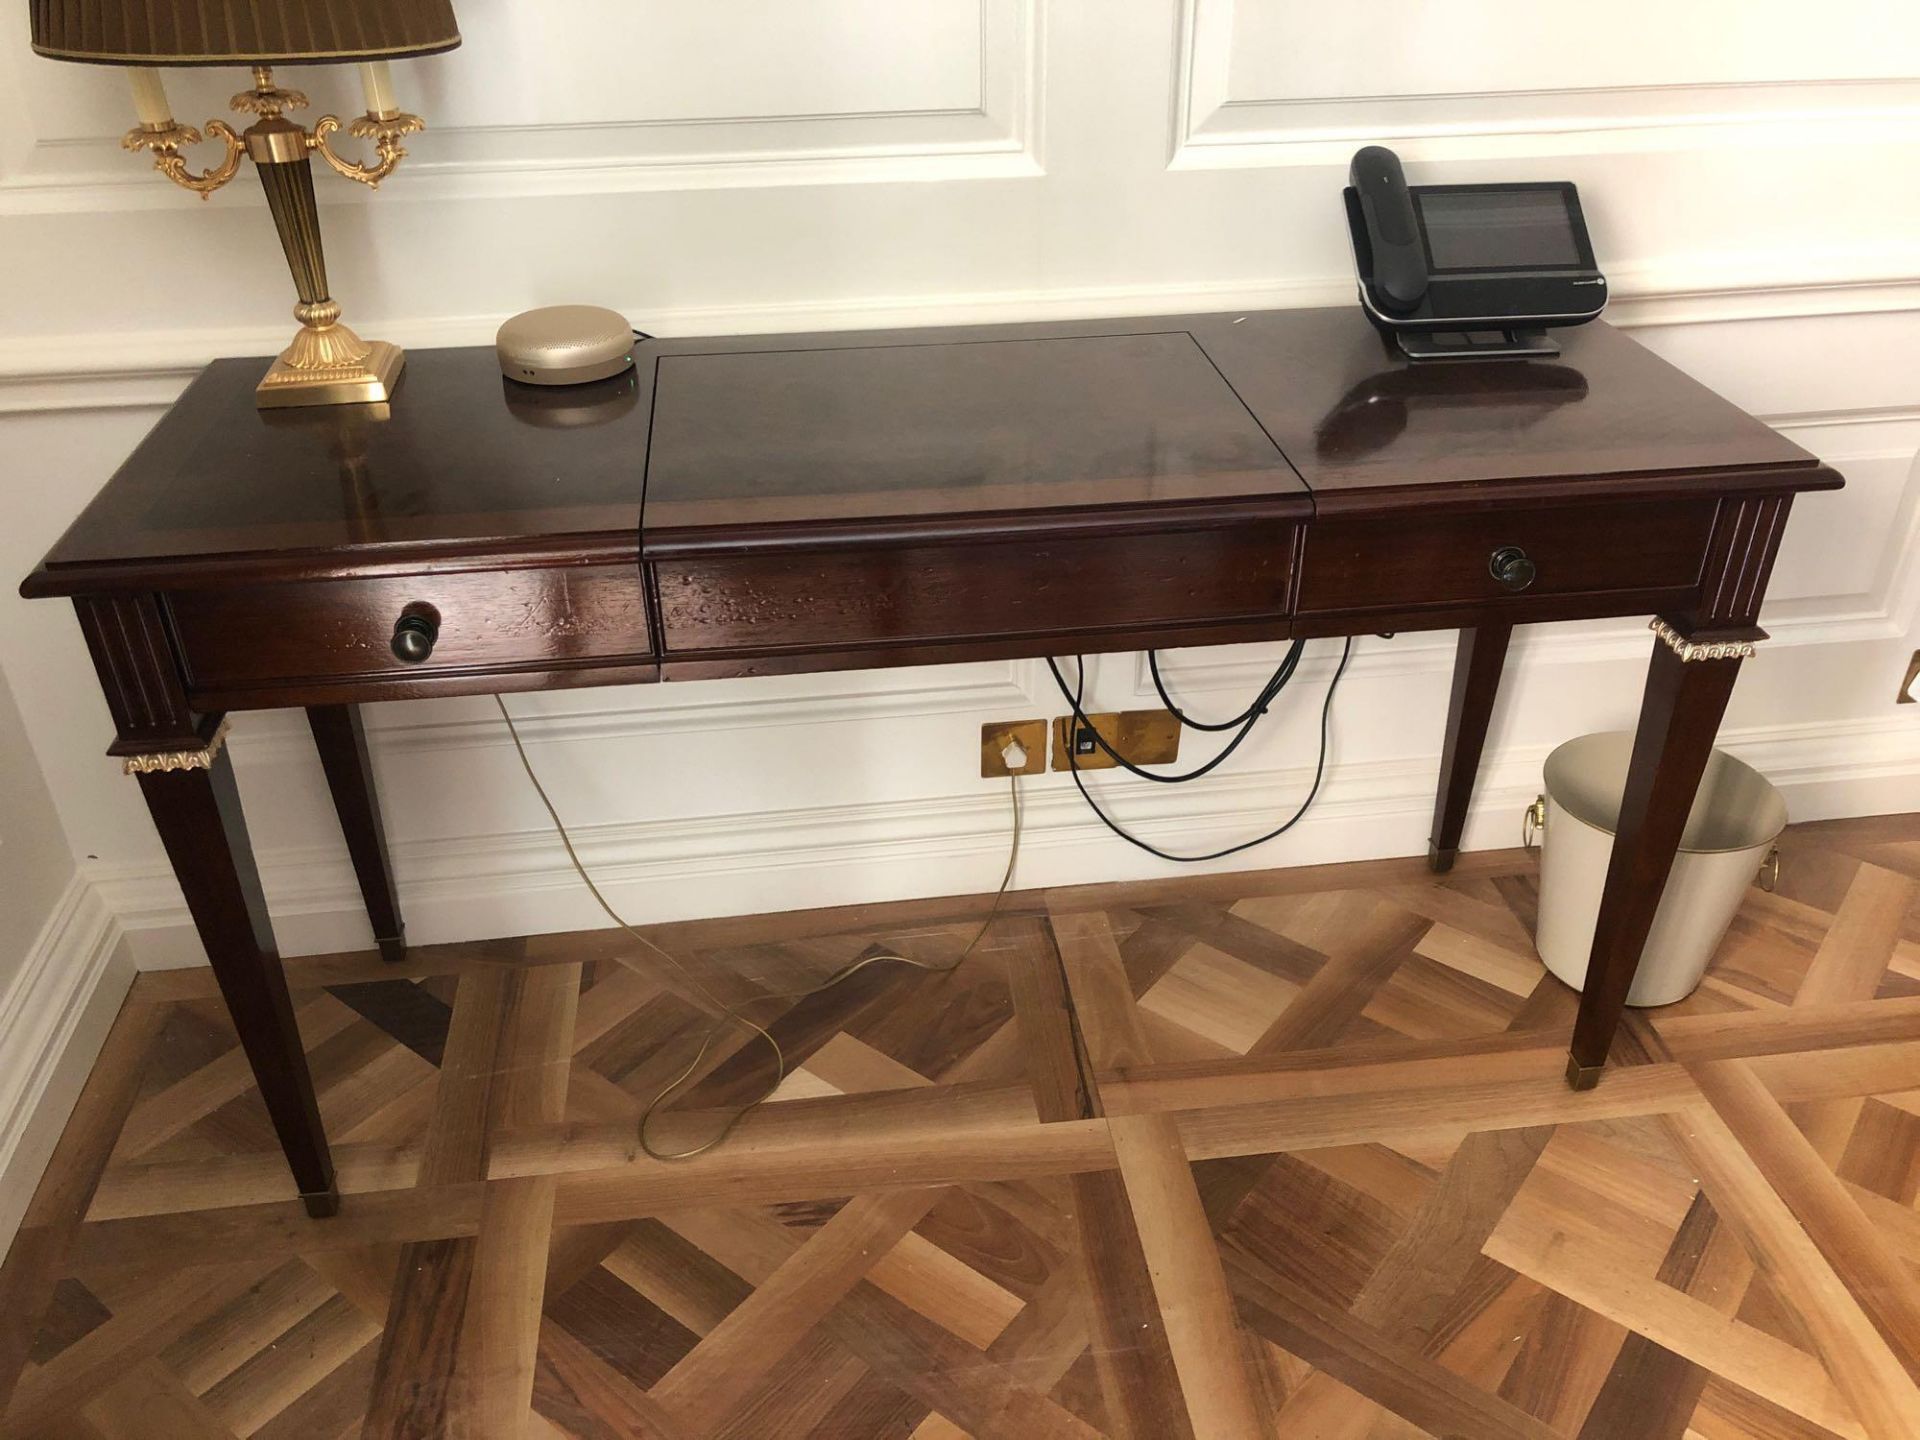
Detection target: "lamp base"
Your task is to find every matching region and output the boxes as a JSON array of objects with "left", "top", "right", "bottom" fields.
[{"left": 256, "top": 339, "right": 404, "bottom": 409}]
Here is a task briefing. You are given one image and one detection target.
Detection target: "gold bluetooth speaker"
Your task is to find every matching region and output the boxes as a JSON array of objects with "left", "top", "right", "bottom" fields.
[{"left": 29, "top": 1, "right": 462, "bottom": 408}]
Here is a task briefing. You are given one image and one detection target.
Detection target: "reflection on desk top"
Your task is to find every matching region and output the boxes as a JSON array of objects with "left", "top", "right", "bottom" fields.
[
  {"left": 638, "top": 330, "right": 1300, "bottom": 535},
  {"left": 22, "top": 305, "right": 1832, "bottom": 597},
  {"left": 1198, "top": 309, "right": 1818, "bottom": 499}
]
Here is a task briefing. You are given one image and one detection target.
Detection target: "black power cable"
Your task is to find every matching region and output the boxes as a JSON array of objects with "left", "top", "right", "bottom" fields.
[
  {"left": 1149, "top": 641, "right": 1304, "bottom": 731},
  {"left": 1045, "top": 655, "right": 1277, "bottom": 786},
  {"left": 1049, "top": 638, "right": 1353, "bottom": 863},
  {"left": 1043, "top": 639, "right": 1310, "bottom": 785},
  {"left": 1043, "top": 639, "right": 1305, "bottom": 786}
]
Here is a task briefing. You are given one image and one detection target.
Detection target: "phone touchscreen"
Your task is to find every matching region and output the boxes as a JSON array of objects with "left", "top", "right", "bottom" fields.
[{"left": 1417, "top": 189, "right": 1582, "bottom": 272}]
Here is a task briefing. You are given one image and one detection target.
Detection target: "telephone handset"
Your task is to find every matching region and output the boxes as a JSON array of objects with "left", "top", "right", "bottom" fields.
[
  {"left": 1349, "top": 146, "right": 1427, "bottom": 313},
  {"left": 1341, "top": 144, "right": 1607, "bottom": 360}
]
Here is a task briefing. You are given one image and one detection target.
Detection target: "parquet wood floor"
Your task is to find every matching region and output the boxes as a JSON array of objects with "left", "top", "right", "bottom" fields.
[{"left": 4, "top": 814, "right": 1920, "bottom": 1438}]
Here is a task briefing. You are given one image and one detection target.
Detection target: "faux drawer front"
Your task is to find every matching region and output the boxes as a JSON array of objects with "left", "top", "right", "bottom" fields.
[
  {"left": 654, "top": 526, "right": 1297, "bottom": 655},
  {"left": 170, "top": 565, "right": 653, "bottom": 692},
  {"left": 1297, "top": 500, "right": 1716, "bottom": 619}
]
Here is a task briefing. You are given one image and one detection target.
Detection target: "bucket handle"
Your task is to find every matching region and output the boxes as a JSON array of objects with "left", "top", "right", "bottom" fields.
[{"left": 1525, "top": 796, "right": 1779, "bottom": 888}]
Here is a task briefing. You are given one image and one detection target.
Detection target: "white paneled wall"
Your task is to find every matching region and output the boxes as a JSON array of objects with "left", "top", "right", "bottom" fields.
[
  {"left": 1185, "top": 0, "right": 1920, "bottom": 159},
  {"left": 0, "top": 1, "right": 1916, "bottom": 969}
]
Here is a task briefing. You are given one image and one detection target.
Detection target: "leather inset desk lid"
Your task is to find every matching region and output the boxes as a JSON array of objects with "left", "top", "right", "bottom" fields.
[{"left": 640, "top": 330, "right": 1305, "bottom": 533}]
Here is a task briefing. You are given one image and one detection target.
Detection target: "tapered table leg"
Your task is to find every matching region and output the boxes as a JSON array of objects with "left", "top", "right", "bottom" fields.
[
  {"left": 136, "top": 745, "right": 338, "bottom": 1216},
  {"left": 307, "top": 704, "right": 405, "bottom": 964},
  {"left": 1567, "top": 627, "right": 1747, "bottom": 1088},
  {"left": 1429, "top": 623, "right": 1513, "bottom": 873}
]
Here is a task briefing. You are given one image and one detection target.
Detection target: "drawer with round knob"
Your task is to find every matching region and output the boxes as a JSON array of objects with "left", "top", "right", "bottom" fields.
[
  {"left": 1294, "top": 498, "right": 1718, "bottom": 627},
  {"left": 166, "top": 564, "right": 655, "bottom": 705}
]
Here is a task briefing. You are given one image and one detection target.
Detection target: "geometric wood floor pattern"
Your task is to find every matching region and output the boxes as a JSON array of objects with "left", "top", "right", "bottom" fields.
[{"left": 4, "top": 813, "right": 1919, "bottom": 1439}]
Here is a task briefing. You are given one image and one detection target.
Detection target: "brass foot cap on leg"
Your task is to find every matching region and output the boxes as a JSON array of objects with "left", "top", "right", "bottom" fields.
[
  {"left": 376, "top": 932, "right": 407, "bottom": 965},
  {"left": 1428, "top": 843, "right": 1457, "bottom": 874},
  {"left": 1565, "top": 1056, "right": 1603, "bottom": 1091},
  {"left": 302, "top": 1186, "right": 342, "bottom": 1219}
]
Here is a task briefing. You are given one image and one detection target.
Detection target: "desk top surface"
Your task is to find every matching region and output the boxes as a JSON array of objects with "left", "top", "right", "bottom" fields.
[{"left": 24, "top": 305, "right": 1831, "bottom": 595}]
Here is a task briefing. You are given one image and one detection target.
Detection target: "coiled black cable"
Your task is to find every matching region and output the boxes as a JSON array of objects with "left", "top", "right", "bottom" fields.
[
  {"left": 1043, "top": 637, "right": 1307, "bottom": 785},
  {"left": 1148, "top": 640, "right": 1304, "bottom": 731},
  {"left": 1050, "top": 638, "right": 1352, "bottom": 863}
]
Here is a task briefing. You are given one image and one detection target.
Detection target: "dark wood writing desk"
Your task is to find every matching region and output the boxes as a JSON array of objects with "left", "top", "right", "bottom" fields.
[{"left": 20, "top": 306, "right": 1841, "bottom": 1217}]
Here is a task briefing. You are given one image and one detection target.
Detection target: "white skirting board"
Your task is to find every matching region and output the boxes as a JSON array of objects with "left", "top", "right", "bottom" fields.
[
  {"left": 102, "top": 711, "right": 1920, "bottom": 970},
  {"left": 0, "top": 879, "right": 135, "bottom": 1254}
]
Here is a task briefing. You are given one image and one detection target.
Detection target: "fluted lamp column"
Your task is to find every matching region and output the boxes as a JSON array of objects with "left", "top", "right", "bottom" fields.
[{"left": 29, "top": 1, "right": 462, "bottom": 409}]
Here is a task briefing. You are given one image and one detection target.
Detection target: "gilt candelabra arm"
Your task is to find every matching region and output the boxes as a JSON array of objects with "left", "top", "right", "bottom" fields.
[
  {"left": 33, "top": 0, "right": 460, "bottom": 411},
  {"left": 85, "top": 58, "right": 442, "bottom": 407},
  {"left": 312, "top": 111, "right": 427, "bottom": 189},
  {"left": 122, "top": 119, "right": 246, "bottom": 198}
]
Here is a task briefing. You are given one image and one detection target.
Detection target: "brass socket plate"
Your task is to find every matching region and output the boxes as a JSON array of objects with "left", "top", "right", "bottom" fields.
[
  {"left": 1051, "top": 709, "right": 1181, "bottom": 772},
  {"left": 981, "top": 720, "right": 1048, "bottom": 778}
]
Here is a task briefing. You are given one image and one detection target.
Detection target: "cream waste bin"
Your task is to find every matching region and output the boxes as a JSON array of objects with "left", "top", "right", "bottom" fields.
[{"left": 1530, "top": 731, "right": 1786, "bottom": 1007}]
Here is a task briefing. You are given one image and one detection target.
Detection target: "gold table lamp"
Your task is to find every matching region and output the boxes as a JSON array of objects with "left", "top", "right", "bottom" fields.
[{"left": 30, "top": 0, "right": 461, "bottom": 408}]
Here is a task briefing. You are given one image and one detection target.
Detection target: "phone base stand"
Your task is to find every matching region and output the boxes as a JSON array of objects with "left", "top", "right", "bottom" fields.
[{"left": 1396, "top": 328, "right": 1561, "bottom": 363}]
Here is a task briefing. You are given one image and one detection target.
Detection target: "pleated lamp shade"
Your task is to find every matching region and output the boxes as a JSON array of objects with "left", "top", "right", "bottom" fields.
[{"left": 30, "top": 0, "right": 461, "bottom": 65}]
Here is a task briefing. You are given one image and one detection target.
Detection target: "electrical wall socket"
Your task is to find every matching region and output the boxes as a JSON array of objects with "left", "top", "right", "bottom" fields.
[
  {"left": 981, "top": 719, "right": 1048, "bottom": 777},
  {"left": 1051, "top": 709, "right": 1182, "bottom": 772},
  {"left": 1901, "top": 650, "right": 1920, "bottom": 704}
]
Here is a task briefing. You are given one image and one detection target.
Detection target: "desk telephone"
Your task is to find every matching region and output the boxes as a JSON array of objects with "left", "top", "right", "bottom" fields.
[{"left": 1344, "top": 145, "right": 1608, "bottom": 360}]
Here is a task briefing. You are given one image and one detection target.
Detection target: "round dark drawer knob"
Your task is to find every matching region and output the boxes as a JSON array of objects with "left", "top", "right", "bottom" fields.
[
  {"left": 1489, "top": 545, "right": 1537, "bottom": 593},
  {"left": 390, "top": 603, "right": 441, "bottom": 664}
]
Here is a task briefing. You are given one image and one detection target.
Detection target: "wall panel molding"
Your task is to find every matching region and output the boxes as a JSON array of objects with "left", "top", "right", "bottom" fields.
[
  {"left": 1171, "top": 0, "right": 1920, "bottom": 167},
  {"left": 221, "top": 658, "right": 1046, "bottom": 768},
  {"left": 91, "top": 709, "right": 1920, "bottom": 965},
  {"left": 0, "top": 0, "right": 1044, "bottom": 214},
  {"left": 6, "top": 266, "right": 1919, "bottom": 415}
]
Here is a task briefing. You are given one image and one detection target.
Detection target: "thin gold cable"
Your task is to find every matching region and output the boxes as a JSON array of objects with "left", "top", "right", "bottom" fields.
[{"left": 494, "top": 695, "right": 1023, "bottom": 1161}]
